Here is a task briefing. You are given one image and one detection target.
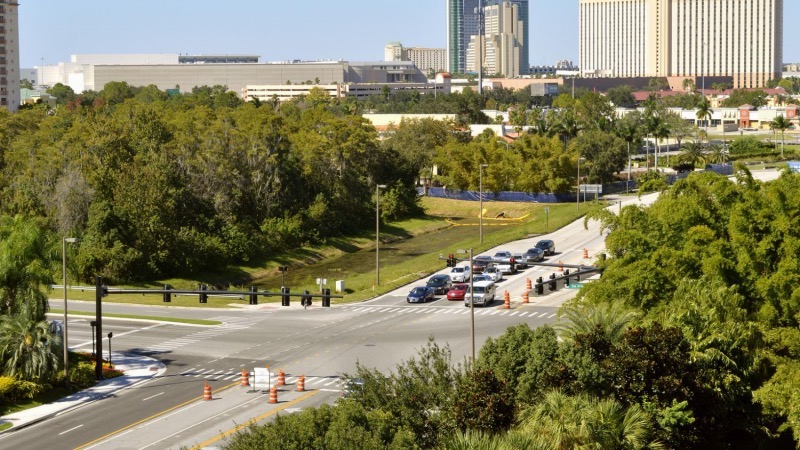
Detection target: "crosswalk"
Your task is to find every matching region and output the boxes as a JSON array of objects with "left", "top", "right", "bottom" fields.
[
  {"left": 341, "top": 305, "right": 558, "bottom": 319},
  {"left": 143, "top": 316, "right": 265, "bottom": 354},
  {"left": 178, "top": 367, "right": 343, "bottom": 389}
]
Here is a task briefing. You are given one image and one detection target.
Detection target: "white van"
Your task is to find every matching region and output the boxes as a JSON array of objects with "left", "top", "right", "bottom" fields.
[{"left": 464, "top": 281, "right": 497, "bottom": 307}]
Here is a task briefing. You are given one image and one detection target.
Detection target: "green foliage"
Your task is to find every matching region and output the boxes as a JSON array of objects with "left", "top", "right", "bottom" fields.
[
  {"left": 0, "top": 378, "right": 46, "bottom": 403},
  {"left": 0, "top": 313, "right": 62, "bottom": 382},
  {"left": 69, "top": 361, "right": 97, "bottom": 389},
  {"left": 721, "top": 89, "right": 769, "bottom": 108},
  {"left": 637, "top": 170, "right": 669, "bottom": 193},
  {"left": 450, "top": 368, "right": 515, "bottom": 434}
]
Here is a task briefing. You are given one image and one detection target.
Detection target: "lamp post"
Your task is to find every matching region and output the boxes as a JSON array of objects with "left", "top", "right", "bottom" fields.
[
  {"left": 62, "top": 237, "right": 78, "bottom": 381},
  {"left": 497, "top": 139, "right": 509, "bottom": 151},
  {"left": 376, "top": 184, "right": 387, "bottom": 286},
  {"left": 576, "top": 157, "right": 584, "bottom": 211},
  {"left": 458, "top": 248, "right": 475, "bottom": 363},
  {"left": 479, "top": 164, "right": 488, "bottom": 244}
]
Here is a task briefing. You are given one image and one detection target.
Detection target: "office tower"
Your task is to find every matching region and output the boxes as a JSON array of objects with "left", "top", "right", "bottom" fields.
[
  {"left": 579, "top": 0, "right": 783, "bottom": 89},
  {"left": 385, "top": 43, "right": 448, "bottom": 76},
  {"left": 468, "top": 2, "right": 524, "bottom": 76},
  {"left": 448, "top": 0, "right": 529, "bottom": 75},
  {"left": 447, "top": 0, "right": 480, "bottom": 73},
  {"left": 0, "top": 1, "right": 19, "bottom": 111}
]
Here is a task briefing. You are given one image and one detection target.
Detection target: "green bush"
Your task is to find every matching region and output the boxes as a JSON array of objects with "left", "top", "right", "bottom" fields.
[
  {"left": 69, "top": 362, "right": 97, "bottom": 389},
  {"left": 0, "top": 376, "right": 15, "bottom": 399},
  {"left": 5, "top": 380, "right": 46, "bottom": 403}
]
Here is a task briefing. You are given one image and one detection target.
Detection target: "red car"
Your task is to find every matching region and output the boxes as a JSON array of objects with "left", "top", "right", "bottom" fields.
[{"left": 447, "top": 284, "right": 469, "bottom": 301}]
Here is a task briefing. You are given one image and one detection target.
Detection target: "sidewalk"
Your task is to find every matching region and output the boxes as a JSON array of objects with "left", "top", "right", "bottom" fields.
[{"left": 0, "top": 352, "right": 166, "bottom": 433}]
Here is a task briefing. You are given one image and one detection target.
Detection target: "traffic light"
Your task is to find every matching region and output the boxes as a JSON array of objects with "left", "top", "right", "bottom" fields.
[
  {"left": 447, "top": 254, "right": 454, "bottom": 267},
  {"left": 548, "top": 273, "right": 557, "bottom": 291},
  {"left": 163, "top": 284, "right": 171, "bottom": 303},
  {"left": 249, "top": 286, "right": 258, "bottom": 305},
  {"left": 535, "top": 277, "right": 544, "bottom": 295},
  {"left": 100, "top": 285, "right": 109, "bottom": 297},
  {"left": 302, "top": 290, "right": 312, "bottom": 307},
  {"left": 322, "top": 288, "right": 331, "bottom": 307},
  {"left": 281, "top": 287, "right": 290, "bottom": 306},
  {"left": 199, "top": 284, "right": 208, "bottom": 303}
]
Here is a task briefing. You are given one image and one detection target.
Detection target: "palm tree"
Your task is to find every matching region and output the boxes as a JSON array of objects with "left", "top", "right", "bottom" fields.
[
  {"left": 677, "top": 141, "right": 707, "bottom": 168},
  {"left": 555, "top": 301, "right": 640, "bottom": 344},
  {"left": 770, "top": 115, "right": 791, "bottom": 158},
  {"left": 614, "top": 112, "right": 644, "bottom": 193},
  {"left": 696, "top": 100, "right": 712, "bottom": 145},
  {"left": 705, "top": 143, "right": 725, "bottom": 164},
  {"left": 517, "top": 391, "right": 664, "bottom": 450},
  {"left": 0, "top": 312, "right": 62, "bottom": 381}
]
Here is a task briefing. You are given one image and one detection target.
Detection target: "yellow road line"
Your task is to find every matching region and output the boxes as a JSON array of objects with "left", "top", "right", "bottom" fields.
[
  {"left": 75, "top": 381, "right": 240, "bottom": 450},
  {"left": 191, "top": 390, "right": 319, "bottom": 449}
]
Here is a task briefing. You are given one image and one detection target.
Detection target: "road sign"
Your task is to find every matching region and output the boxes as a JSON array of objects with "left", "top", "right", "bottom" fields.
[
  {"left": 254, "top": 367, "right": 271, "bottom": 391},
  {"left": 579, "top": 184, "right": 602, "bottom": 194},
  {"left": 566, "top": 282, "right": 585, "bottom": 289},
  {"left": 788, "top": 161, "right": 800, "bottom": 173}
]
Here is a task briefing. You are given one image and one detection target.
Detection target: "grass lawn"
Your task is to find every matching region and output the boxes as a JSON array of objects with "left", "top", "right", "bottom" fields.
[{"left": 50, "top": 197, "right": 591, "bottom": 307}]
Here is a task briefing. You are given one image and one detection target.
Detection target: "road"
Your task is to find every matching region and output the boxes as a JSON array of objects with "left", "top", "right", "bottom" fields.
[{"left": 2, "top": 184, "right": 749, "bottom": 449}]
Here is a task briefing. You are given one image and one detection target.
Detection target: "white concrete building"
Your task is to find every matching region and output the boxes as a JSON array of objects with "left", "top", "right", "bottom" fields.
[
  {"left": 0, "top": 1, "right": 19, "bottom": 112},
  {"left": 384, "top": 43, "right": 447, "bottom": 76},
  {"left": 580, "top": 0, "right": 783, "bottom": 89}
]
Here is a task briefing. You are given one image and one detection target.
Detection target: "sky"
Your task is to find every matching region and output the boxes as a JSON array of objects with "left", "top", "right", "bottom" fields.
[{"left": 18, "top": 1, "right": 800, "bottom": 69}]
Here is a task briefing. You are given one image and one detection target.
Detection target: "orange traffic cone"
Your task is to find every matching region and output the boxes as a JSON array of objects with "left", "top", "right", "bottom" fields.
[
  {"left": 526, "top": 277, "right": 532, "bottom": 291},
  {"left": 523, "top": 291, "right": 529, "bottom": 304},
  {"left": 241, "top": 369, "right": 250, "bottom": 387},
  {"left": 504, "top": 290, "right": 510, "bottom": 309},
  {"left": 297, "top": 375, "right": 306, "bottom": 392},
  {"left": 583, "top": 248, "right": 589, "bottom": 259},
  {"left": 277, "top": 369, "right": 286, "bottom": 386},
  {"left": 203, "top": 382, "right": 212, "bottom": 400},
  {"left": 269, "top": 386, "right": 278, "bottom": 404}
]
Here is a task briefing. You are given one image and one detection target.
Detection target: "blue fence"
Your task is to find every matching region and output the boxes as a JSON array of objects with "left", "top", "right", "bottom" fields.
[{"left": 420, "top": 187, "right": 577, "bottom": 203}]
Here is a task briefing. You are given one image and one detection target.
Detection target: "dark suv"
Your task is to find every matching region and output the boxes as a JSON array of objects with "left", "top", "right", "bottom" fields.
[{"left": 535, "top": 239, "right": 556, "bottom": 256}]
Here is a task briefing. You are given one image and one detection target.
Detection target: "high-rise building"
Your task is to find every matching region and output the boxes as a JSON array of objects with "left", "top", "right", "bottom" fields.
[
  {"left": 467, "top": 2, "right": 524, "bottom": 76},
  {"left": 448, "top": 0, "right": 529, "bottom": 75},
  {"left": 0, "top": 1, "right": 19, "bottom": 112},
  {"left": 447, "top": 0, "right": 480, "bottom": 73},
  {"left": 579, "top": 0, "right": 783, "bottom": 89}
]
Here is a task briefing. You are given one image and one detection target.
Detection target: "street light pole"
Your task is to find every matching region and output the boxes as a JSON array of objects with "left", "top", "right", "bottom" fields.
[
  {"left": 479, "top": 164, "right": 488, "bottom": 244},
  {"left": 576, "top": 157, "right": 581, "bottom": 212},
  {"left": 458, "top": 248, "right": 475, "bottom": 363},
  {"left": 62, "top": 237, "right": 77, "bottom": 382},
  {"left": 376, "top": 184, "right": 387, "bottom": 286}
]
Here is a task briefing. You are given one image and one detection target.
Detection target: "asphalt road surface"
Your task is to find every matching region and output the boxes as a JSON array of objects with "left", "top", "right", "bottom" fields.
[{"left": 5, "top": 185, "right": 753, "bottom": 449}]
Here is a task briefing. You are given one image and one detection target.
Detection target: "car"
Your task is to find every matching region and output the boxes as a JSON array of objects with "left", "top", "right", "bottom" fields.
[
  {"left": 447, "top": 283, "right": 469, "bottom": 301},
  {"left": 407, "top": 286, "right": 435, "bottom": 303},
  {"left": 535, "top": 239, "right": 556, "bottom": 256},
  {"left": 449, "top": 265, "right": 471, "bottom": 283},
  {"left": 426, "top": 274, "right": 452, "bottom": 294},
  {"left": 484, "top": 264, "right": 504, "bottom": 282},
  {"left": 496, "top": 260, "right": 517, "bottom": 275},
  {"left": 471, "top": 256, "right": 493, "bottom": 274},
  {"left": 464, "top": 281, "right": 497, "bottom": 307},
  {"left": 471, "top": 274, "right": 493, "bottom": 284},
  {"left": 523, "top": 247, "right": 545, "bottom": 263},
  {"left": 493, "top": 250, "right": 514, "bottom": 263}
]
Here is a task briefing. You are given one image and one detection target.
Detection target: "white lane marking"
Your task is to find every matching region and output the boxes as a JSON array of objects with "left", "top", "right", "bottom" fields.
[
  {"left": 324, "top": 379, "right": 339, "bottom": 386},
  {"left": 510, "top": 312, "right": 520, "bottom": 316},
  {"left": 142, "top": 392, "right": 164, "bottom": 401},
  {"left": 491, "top": 311, "right": 501, "bottom": 315},
  {"left": 305, "top": 377, "right": 318, "bottom": 384},
  {"left": 548, "top": 313, "right": 557, "bottom": 319},
  {"left": 59, "top": 424, "right": 83, "bottom": 435}
]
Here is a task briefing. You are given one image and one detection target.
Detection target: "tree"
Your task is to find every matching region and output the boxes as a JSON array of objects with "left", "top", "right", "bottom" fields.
[
  {"left": 0, "top": 215, "right": 53, "bottom": 319},
  {"left": 695, "top": 100, "right": 712, "bottom": 144},
  {"left": 46, "top": 83, "right": 76, "bottom": 105},
  {"left": 770, "top": 115, "right": 791, "bottom": 158},
  {"left": 0, "top": 313, "right": 62, "bottom": 382},
  {"left": 571, "top": 130, "right": 628, "bottom": 184},
  {"left": 556, "top": 301, "right": 639, "bottom": 345},
  {"left": 606, "top": 85, "right": 637, "bottom": 108},
  {"left": 682, "top": 78, "right": 696, "bottom": 92},
  {"left": 677, "top": 141, "right": 706, "bottom": 167}
]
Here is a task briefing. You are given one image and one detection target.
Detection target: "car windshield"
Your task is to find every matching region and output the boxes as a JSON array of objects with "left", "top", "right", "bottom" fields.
[
  {"left": 452, "top": 267, "right": 464, "bottom": 273},
  {"left": 536, "top": 241, "right": 550, "bottom": 249},
  {"left": 411, "top": 288, "right": 426, "bottom": 295},
  {"left": 429, "top": 276, "right": 445, "bottom": 283},
  {"left": 451, "top": 285, "right": 467, "bottom": 291},
  {"left": 469, "top": 286, "right": 486, "bottom": 293},
  {"left": 495, "top": 252, "right": 510, "bottom": 257},
  {"left": 526, "top": 248, "right": 540, "bottom": 254}
]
